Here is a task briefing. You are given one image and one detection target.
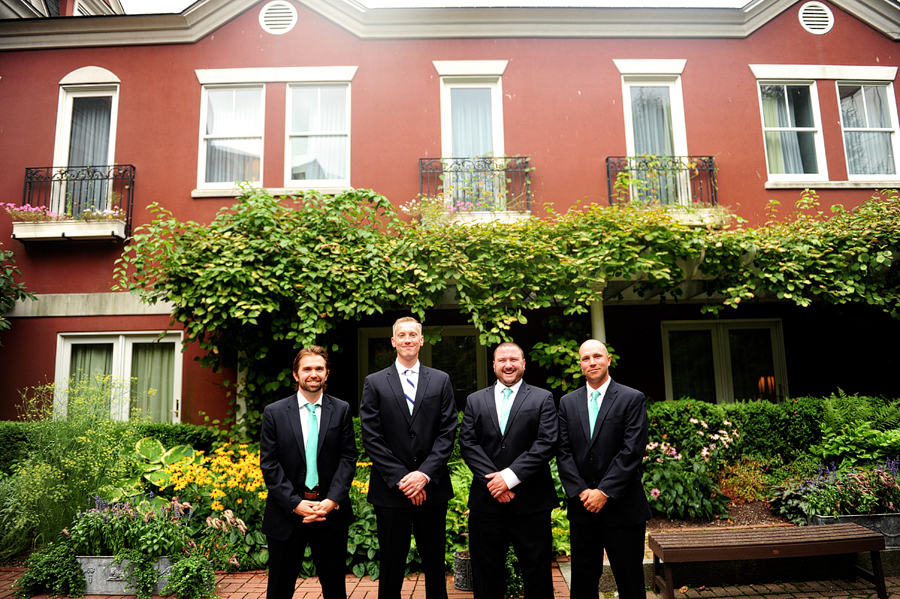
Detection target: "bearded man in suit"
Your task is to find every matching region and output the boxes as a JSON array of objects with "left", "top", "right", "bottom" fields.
[
  {"left": 557, "top": 339, "right": 652, "bottom": 599},
  {"left": 260, "top": 345, "right": 357, "bottom": 599},
  {"left": 359, "top": 316, "right": 457, "bottom": 599},
  {"left": 459, "top": 341, "right": 558, "bottom": 599}
]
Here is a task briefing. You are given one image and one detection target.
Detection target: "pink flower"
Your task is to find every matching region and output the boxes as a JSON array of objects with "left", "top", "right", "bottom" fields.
[{"left": 651, "top": 489, "right": 661, "bottom": 498}]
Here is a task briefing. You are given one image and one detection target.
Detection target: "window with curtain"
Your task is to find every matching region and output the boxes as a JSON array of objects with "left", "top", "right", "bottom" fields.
[
  {"left": 288, "top": 84, "right": 349, "bottom": 183},
  {"left": 56, "top": 333, "right": 182, "bottom": 422},
  {"left": 839, "top": 84, "right": 898, "bottom": 176},
  {"left": 202, "top": 86, "right": 263, "bottom": 185},
  {"left": 759, "top": 83, "right": 821, "bottom": 176},
  {"left": 662, "top": 320, "right": 787, "bottom": 403},
  {"left": 446, "top": 85, "right": 501, "bottom": 210},
  {"left": 451, "top": 87, "right": 493, "bottom": 158}
]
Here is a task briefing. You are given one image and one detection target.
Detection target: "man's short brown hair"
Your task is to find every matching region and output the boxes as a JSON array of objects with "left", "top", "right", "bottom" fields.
[
  {"left": 391, "top": 316, "right": 422, "bottom": 336},
  {"left": 493, "top": 341, "right": 525, "bottom": 360},
  {"left": 292, "top": 345, "right": 330, "bottom": 374}
]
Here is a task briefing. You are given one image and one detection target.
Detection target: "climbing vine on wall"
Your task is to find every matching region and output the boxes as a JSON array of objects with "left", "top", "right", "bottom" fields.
[{"left": 114, "top": 187, "right": 900, "bottom": 435}]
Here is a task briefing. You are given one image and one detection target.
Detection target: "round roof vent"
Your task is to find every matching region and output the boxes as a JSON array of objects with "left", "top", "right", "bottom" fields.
[
  {"left": 798, "top": 1, "right": 834, "bottom": 35},
  {"left": 259, "top": 1, "right": 298, "bottom": 35}
]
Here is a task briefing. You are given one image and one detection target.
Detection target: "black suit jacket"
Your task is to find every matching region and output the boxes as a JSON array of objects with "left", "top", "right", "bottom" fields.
[
  {"left": 359, "top": 364, "right": 457, "bottom": 508},
  {"left": 260, "top": 392, "right": 357, "bottom": 540},
  {"left": 459, "top": 382, "right": 559, "bottom": 515},
  {"left": 557, "top": 379, "right": 652, "bottom": 526}
]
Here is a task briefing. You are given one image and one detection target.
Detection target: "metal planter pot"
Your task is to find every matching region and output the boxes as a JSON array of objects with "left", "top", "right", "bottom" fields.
[
  {"left": 810, "top": 514, "right": 900, "bottom": 550},
  {"left": 76, "top": 556, "right": 173, "bottom": 595}
]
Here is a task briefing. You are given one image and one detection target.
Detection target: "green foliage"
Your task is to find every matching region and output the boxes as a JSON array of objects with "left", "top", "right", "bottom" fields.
[
  {"left": 721, "top": 397, "right": 824, "bottom": 460},
  {"left": 0, "top": 242, "right": 33, "bottom": 344},
  {"left": 504, "top": 545, "right": 524, "bottom": 598},
  {"left": 200, "top": 509, "right": 266, "bottom": 571},
  {"left": 0, "top": 421, "right": 34, "bottom": 475},
  {"left": 719, "top": 457, "right": 776, "bottom": 503},
  {"left": 769, "top": 484, "right": 810, "bottom": 526},
  {"left": 347, "top": 472, "right": 380, "bottom": 580},
  {"left": 803, "top": 459, "right": 900, "bottom": 517},
  {"left": 115, "top": 188, "right": 900, "bottom": 435},
  {"left": 550, "top": 507, "right": 570, "bottom": 556},
  {"left": 643, "top": 456, "right": 730, "bottom": 520},
  {"left": 812, "top": 421, "right": 900, "bottom": 466},
  {"left": 445, "top": 461, "right": 473, "bottom": 569},
  {"left": 161, "top": 553, "right": 218, "bottom": 599},
  {"left": 1, "top": 376, "right": 142, "bottom": 555},
  {"left": 820, "top": 391, "right": 900, "bottom": 432},
  {"left": 12, "top": 542, "right": 85, "bottom": 599},
  {"left": 65, "top": 496, "right": 191, "bottom": 560},
  {"left": 113, "top": 548, "right": 158, "bottom": 599}
]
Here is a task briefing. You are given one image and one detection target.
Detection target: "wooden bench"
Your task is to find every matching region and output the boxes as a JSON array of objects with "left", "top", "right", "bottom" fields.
[{"left": 648, "top": 523, "right": 887, "bottom": 599}]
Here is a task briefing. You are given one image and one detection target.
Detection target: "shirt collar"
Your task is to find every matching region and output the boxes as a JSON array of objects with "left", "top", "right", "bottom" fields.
[
  {"left": 496, "top": 379, "right": 524, "bottom": 394},
  {"left": 587, "top": 377, "right": 612, "bottom": 398},
  {"left": 298, "top": 392, "right": 323, "bottom": 408},
  {"left": 395, "top": 360, "right": 421, "bottom": 376}
]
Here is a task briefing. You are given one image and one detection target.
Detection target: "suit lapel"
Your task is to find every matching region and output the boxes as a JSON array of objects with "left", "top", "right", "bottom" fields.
[
  {"left": 576, "top": 387, "right": 592, "bottom": 444},
  {"left": 503, "top": 383, "right": 530, "bottom": 437},
  {"left": 287, "top": 393, "right": 307, "bottom": 460},
  {"left": 386, "top": 367, "right": 412, "bottom": 423},
  {"left": 485, "top": 387, "right": 502, "bottom": 435},
  {"left": 317, "top": 394, "right": 335, "bottom": 455},
  {"left": 410, "top": 366, "right": 431, "bottom": 424},
  {"left": 592, "top": 379, "right": 618, "bottom": 444}
]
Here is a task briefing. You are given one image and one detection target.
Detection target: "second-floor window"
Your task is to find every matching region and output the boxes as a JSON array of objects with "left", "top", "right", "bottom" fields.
[
  {"left": 839, "top": 83, "right": 899, "bottom": 177},
  {"left": 200, "top": 85, "right": 264, "bottom": 187},
  {"left": 758, "top": 82, "right": 827, "bottom": 180},
  {"left": 287, "top": 84, "right": 350, "bottom": 186}
]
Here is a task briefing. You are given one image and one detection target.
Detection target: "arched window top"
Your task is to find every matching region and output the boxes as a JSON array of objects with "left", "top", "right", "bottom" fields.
[{"left": 60, "top": 66, "right": 120, "bottom": 86}]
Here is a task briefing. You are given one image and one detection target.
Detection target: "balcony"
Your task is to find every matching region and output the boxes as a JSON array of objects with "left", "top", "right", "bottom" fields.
[
  {"left": 13, "top": 165, "right": 135, "bottom": 241},
  {"left": 419, "top": 156, "right": 532, "bottom": 222},
  {"left": 606, "top": 155, "right": 717, "bottom": 208}
]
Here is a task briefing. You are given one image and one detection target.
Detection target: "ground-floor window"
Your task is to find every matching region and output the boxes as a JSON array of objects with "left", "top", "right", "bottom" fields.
[
  {"left": 55, "top": 332, "right": 183, "bottom": 422},
  {"left": 358, "top": 325, "right": 488, "bottom": 411},
  {"left": 661, "top": 319, "right": 788, "bottom": 403}
]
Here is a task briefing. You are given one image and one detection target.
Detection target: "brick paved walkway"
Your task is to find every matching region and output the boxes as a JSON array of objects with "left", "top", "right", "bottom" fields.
[{"left": 3, "top": 565, "right": 899, "bottom": 599}]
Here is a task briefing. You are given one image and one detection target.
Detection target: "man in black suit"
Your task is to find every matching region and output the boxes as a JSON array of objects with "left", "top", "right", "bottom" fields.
[
  {"left": 260, "top": 345, "right": 357, "bottom": 599},
  {"left": 459, "top": 341, "right": 558, "bottom": 599},
  {"left": 359, "top": 316, "right": 457, "bottom": 599},
  {"left": 557, "top": 339, "right": 652, "bottom": 599}
]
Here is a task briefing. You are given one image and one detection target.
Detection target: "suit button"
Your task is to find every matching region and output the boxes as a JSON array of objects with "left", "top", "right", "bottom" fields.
[
  {"left": 413, "top": 457, "right": 419, "bottom": 463},
  {"left": 410, "top": 432, "right": 417, "bottom": 438},
  {"left": 589, "top": 455, "right": 595, "bottom": 461},
  {"left": 501, "top": 444, "right": 507, "bottom": 450}
]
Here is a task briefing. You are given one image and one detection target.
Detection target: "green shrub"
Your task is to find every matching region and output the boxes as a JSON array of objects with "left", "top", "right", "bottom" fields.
[
  {"left": 821, "top": 392, "right": 900, "bottom": 432},
  {"left": 721, "top": 397, "right": 823, "bottom": 460},
  {"left": 0, "top": 421, "right": 34, "bottom": 476},
  {"left": 161, "top": 553, "right": 217, "bottom": 599},
  {"left": 812, "top": 421, "right": 900, "bottom": 466},
  {"left": 134, "top": 422, "right": 222, "bottom": 454},
  {"left": 12, "top": 542, "right": 85, "bottom": 599}
]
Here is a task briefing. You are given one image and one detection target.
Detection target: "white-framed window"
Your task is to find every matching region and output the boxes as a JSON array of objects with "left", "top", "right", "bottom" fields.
[
  {"left": 53, "top": 68, "right": 120, "bottom": 215},
  {"left": 614, "top": 60, "right": 692, "bottom": 205},
  {"left": 435, "top": 61, "right": 507, "bottom": 159},
  {"left": 55, "top": 332, "right": 184, "bottom": 422},
  {"left": 758, "top": 81, "right": 828, "bottom": 181},
  {"left": 198, "top": 85, "right": 264, "bottom": 188},
  {"left": 285, "top": 83, "right": 350, "bottom": 187},
  {"left": 838, "top": 82, "right": 900, "bottom": 178},
  {"left": 661, "top": 320, "right": 788, "bottom": 404},
  {"left": 358, "top": 325, "right": 489, "bottom": 411}
]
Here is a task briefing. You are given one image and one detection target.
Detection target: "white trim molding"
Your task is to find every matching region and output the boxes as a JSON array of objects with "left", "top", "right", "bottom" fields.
[
  {"left": 195, "top": 66, "right": 358, "bottom": 85},
  {"left": 750, "top": 64, "right": 898, "bottom": 80},
  {"left": 60, "top": 66, "right": 120, "bottom": 85},
  {"left": 613, "top": 59, "right": 686, "bottom": 75},
  {"left": 432, "top": 60, "right": 508, "bottom": 77},
  {"left": 7, "top": 292, "right": 175, "bottom": 318}
]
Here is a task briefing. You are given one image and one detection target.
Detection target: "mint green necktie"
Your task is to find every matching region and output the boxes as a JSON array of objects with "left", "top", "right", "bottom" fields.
[
  {"left": 305, "top": 403, "right": 319, "bottom": 489},
  {"left": 499, "top": 387, "right": 513, "bottom": 434},
  {"left": 589, "top": 389, "right": 600, "bottom": 437}
]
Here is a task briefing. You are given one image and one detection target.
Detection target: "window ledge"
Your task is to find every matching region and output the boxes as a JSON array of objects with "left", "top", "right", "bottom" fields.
[
  {"left": 192, "top": 186, "right": 352, "bottom": 198},
  {"left": 668, "top": 207, "right": 728, "bottom": 228},
  {"left": 11, "top": 220, "right": 126, "bottom": 241},
  {"left": 765, "top": 180, "right": 900, "bottom": 190},
  {"left": 449, "top": 210, "right": 532, "bottom": 224}
]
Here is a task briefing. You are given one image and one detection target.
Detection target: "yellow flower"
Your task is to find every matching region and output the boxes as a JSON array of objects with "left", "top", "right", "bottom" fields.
[{"left": 211, "top": 501, "right": 225, "bottom": 511}]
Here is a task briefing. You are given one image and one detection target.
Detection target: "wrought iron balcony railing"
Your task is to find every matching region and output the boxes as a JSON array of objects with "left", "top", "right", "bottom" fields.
[
  {"left": 23, "top": 165, "right": 135, "bottom": 236},
  {"left": 606, "top": 155, "right": 717, "bottom": 207},
  {"left": 419, "top": 156, "right": 531, "bottom": 213}
]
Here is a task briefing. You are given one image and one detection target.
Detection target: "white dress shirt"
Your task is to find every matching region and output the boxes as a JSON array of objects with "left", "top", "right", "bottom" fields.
[{"left": 298, "top": 392, "right": 323, "bottom": 444}]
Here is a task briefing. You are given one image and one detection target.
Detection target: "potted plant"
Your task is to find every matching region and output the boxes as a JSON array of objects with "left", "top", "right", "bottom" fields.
[
  {"left": 13, "top": 495, "right": 215, "bottom": 599},
  {"left": 805, "top": 458, "right": 900, "bottom": 549}
]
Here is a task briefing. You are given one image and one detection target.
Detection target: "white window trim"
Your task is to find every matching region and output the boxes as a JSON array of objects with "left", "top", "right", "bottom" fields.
[
  {"left": 661, "top": 319, "right": 788, "bottom": 404},
  {"left": 749, "top": 64, "right": 897, "bottom": 81},
  {"left": 620, "top": 74, "right": 689, "bottom": 157},
  {"left": 53, "top": 83, "right": 119, "bottom": 170},
  {"left": 756, "top": 80, "right": 829, "bottom": 182},
  {"left": 197, "top": 84, "right": 266, "bottom": 190},
  {"left": 837, "top": 80, "right": 900, "bottom": 181},
  {"left": 54, "top": 331, "right": 184, "bottom": 422},
  {"left": 283, "top": 83, "right": 352, "bottom": 190},
  {"left": 613, "top": 59, "right": 686, "bottom": 76},
  {"left": 435, "top": 61, "right": 507, "bottom": 158},
  {"left": 196, "top": 66, "right": 358, "bottom": 85}
]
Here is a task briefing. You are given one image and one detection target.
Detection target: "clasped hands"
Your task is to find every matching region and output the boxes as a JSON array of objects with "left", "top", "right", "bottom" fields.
[
  {"left": 485, "top": 471, "right": 515, "bottom": 503},
  {"left": 398, "top": 470, "right": 428, "bottom": 505},
  {"left": 579, "top": 488, "right": 608, "bottom": 513},
  {"left": 293, "top": 498, "right": 337, "bottom": 523}
]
